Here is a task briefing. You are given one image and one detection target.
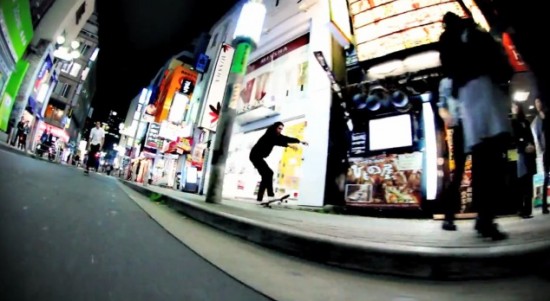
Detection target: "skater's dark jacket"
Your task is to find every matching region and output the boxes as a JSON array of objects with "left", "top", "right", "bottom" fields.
[{"left": 250, "top": 131, "right": 300, "bottom": 159}]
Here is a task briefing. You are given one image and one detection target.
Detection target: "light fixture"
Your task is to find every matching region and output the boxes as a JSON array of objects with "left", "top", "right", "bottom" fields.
[
  {"left": 56, "top": 35, "right": 66, "bottom": 45},
  {"left": 70, "top": 50, "right": 80, "bottom": 59},
  {"left": 71, "top": 40, "right": 80, "bottom": 50},
  {"left": 233, "top": 0, "right": 267, "bottom": 45},
  {"left": 513, "top": 91, "right": 530, "bottom": 102}
]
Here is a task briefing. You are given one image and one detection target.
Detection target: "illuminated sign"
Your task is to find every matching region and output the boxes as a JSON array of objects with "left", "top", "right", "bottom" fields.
[
  {"left": 348, "top": 0, "right": 489, "bottom": 62},
  {"left": 329, "top": 0, "right": 353, "bottom": 48}
]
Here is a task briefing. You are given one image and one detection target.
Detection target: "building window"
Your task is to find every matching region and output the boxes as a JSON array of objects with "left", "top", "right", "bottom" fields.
[
  {"left": 44, "top": 102, "right": 66, "bottom": 123},
  {"left": 210, "top": 33, "right": 218, "bottom": 49},
  {"left": 80, "top": 43, "right": 92, "bottom": 57},
  {"left": 90, "top": 48, "right": 99, "bottom": 61},
  {"left": 69, "top": 63, "right": 82, "bottom": 77},
  {"left": 81, "top": 67, "right": 90, "bottom": 81},
  {"left": 60, "top": 61, "right": 73, "bottom": 73},
  {"left": 54, "top": 82, "right": 72, "bottom": 99}
]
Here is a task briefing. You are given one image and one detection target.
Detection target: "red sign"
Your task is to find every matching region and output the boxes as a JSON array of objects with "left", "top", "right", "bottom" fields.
[
  {"left": 502, "top": 32, "right": 528, "bottom": 72},
  {"left": 247, "top": 33, "right": 310, "bottom": 73}
]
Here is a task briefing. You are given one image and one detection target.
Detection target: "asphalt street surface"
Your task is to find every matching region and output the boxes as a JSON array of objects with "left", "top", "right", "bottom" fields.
[{"left": 0, "top": 149, "right": 271, "bottom": 301}]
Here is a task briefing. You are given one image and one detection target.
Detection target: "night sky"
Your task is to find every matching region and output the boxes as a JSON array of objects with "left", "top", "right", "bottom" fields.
[{"left": 93, "top": 0, "right": 239, "bottom": 121}]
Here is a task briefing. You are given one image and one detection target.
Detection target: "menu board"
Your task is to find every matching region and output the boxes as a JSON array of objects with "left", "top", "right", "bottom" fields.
[
  {"left": 348, "top": 0, "right": 488, "bottom": 62},
  {"left": 345, "top": 152, "right": 423, "bottom": 206}
]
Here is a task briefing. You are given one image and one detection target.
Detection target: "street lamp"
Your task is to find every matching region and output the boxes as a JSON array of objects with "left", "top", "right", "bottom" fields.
[{"left": 205, "top": 0, "right": 267, "bottom": 204}]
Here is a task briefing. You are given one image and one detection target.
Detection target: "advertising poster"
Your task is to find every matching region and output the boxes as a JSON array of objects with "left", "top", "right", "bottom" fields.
[
  {"left": 199, "top": 43, "right": 235, "bottom": 131},
  {"left": 532, "top": 173, "right": 550, "bottom": 209},
  {"left": 345, "top": 152, "right": 423, "bottom": 206},
  {"left": 276, "top": 120, "right": 307, "bottom": 198},
  {"left": 237, "top": 34, "right": 310, "bottom": 116},
  {"left": 0, "top": 0, "right": 33, "bottom": 62}
]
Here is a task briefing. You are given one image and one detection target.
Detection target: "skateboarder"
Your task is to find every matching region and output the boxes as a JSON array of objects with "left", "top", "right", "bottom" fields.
[{"left": 249, "top": 121, "right": 307, "bottom": 202}]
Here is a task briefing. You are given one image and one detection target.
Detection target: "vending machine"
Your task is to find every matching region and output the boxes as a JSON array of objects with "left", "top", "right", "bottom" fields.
[{"left": 343, "top": 74, "right": 441, "bottom": 211}]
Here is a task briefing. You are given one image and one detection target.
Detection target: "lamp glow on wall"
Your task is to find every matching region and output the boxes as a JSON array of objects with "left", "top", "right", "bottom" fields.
[
  {"left": 205, "top": 0, "right": 267, "bottom": 204},
  {"left": 53, "top": 34, "right": 81, "bottom": 61}
]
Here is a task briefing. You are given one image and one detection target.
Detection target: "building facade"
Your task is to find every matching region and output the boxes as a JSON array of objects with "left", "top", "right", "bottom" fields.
[
  {"left": 7, "top": 0, "right": 95, "bottom": 147},
  {"left": 193, "top": 0, "right": 334, "bottom": 206}
]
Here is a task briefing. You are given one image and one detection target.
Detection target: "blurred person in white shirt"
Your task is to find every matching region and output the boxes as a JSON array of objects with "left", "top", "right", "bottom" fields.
[{"left": 85, "top": 121, "right": 105, "bottom": 174}]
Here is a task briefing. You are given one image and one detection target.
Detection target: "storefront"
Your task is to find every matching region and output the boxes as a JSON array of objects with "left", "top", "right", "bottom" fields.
[
  {"left": 216, "top": 0, "right": 334, "bottom": 206},
  {"left": 336, "top": 0, "right": 498, "bottom": 214},
  {"left": 224, "top": 118, "right": 307, "bottom": 200}
]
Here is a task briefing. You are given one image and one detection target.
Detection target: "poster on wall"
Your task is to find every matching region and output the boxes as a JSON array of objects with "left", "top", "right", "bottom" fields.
[
  {"left": 345, "top": 152, "right": 423, "bottom": 206},
  {"left": 276, "top": 120, "right": 307, "bottom": 198},
  {"left": 237, "top": 34, "right": 310, "bottom": 116}
]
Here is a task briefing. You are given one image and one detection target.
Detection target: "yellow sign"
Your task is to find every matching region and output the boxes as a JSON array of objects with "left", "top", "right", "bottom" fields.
[{"left": 277, "top": 121, "right": 307, "bottom": 194}]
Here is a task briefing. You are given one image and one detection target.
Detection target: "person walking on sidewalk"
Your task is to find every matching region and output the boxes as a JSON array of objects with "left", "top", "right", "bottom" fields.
[
  {"left": 85, "top": 121, "right": 105, "bottom": 174},
  {"left": 512, "top": 102, "right": 536, "bottom": 218},
  {"left": 438, "top": 77, "right": 465, "bottom": 231},
  {"left": 249, "top": 122, "right": 307, "bottom": 202},
  {"left": 439, "top": 12, "right": 513, "bottom": 240}
]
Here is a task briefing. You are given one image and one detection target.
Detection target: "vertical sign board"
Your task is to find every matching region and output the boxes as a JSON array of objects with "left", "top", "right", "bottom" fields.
[
  {"left": 198, "top": 43, "right": 235, "bottom": 132},
  {"left": 0, "top": 0, "right": 33, "bottom": 62}
]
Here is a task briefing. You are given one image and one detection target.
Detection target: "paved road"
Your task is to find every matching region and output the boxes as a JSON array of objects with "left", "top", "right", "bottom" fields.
[{"left": 0, "top": 149, "right": 271, "bottom": 301}]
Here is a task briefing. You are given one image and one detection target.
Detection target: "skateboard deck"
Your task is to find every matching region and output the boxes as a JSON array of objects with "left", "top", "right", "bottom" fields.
[{"left": 259, "top": 194, "right": 290, "bottom": 208}]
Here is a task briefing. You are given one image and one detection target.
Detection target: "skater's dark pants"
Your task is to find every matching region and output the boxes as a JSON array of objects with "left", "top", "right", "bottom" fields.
[
  {"left": 87, "top": 144, "right": 100, "bottom": 171},
  {"left": 250, "top": 155, "right": 274, "bottom": 201}
]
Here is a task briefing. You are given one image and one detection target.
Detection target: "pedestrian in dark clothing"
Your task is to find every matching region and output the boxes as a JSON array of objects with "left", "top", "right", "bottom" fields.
[
  {"left": 511, "top": 102, "right": 536, "bottom": 218},
  {"left": 439, "top": 12, "right": 513, "bottom": 241}
]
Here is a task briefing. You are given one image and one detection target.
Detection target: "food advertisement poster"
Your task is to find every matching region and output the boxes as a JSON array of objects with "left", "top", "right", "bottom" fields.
[{"left": 345, "top": 152, "right": 422, "bottom": 205}]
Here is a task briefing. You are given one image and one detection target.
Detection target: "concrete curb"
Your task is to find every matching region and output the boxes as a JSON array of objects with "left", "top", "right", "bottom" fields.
[{"left": 122, "top": 180, "right": 550, "bottom": 279}]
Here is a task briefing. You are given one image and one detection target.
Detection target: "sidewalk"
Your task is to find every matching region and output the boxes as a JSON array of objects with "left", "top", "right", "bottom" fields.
[
  {"left": 121, "top": 180, "right": 550, "bottom": 280},
  {"left": 0, "top": 140, "right": 37, "bottom": 159}
]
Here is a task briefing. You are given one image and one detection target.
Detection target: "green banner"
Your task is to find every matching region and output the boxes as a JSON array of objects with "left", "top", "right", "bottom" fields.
[
  {"left": 0, "top": 0, "right": 33, "bottom": 62},
  {"left": 230, "top": 42, "right": 252, "bottom": 75},
  {"left": 0, "top": 59, "right": 29, "bottom": 131}
]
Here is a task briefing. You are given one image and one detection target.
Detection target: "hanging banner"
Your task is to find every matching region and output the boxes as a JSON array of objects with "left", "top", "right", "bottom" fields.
[{"left": 199, "top": 43, "right": 235, "bottom": 131}]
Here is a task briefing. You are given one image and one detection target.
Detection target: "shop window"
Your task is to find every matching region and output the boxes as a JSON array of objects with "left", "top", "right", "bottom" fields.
[
  {"left": 44, "top": 102, "right": 66, "bottom": 123},
  {"left": 69, "top": 62, "right": 82, "bottom": 77}
]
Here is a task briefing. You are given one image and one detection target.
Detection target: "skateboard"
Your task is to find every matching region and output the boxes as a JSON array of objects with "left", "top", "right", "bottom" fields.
[{"left": 259, "top": 194, "right": 290, "bottom": 208}]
